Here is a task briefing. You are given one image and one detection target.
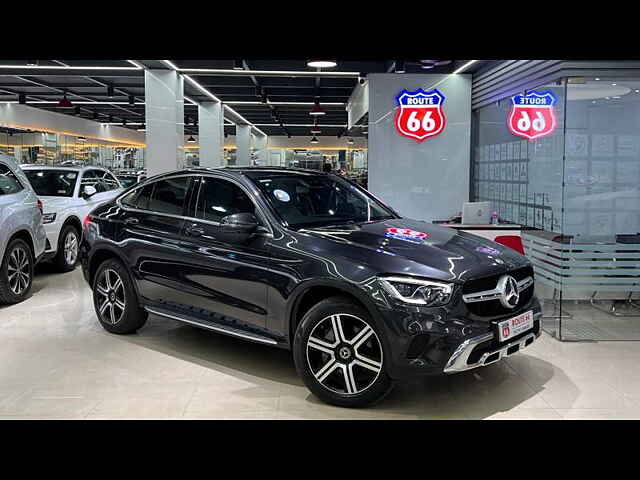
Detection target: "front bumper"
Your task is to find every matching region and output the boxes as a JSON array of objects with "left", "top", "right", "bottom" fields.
[
  {"left": 42, "top": 220, "right": 62, "bottom": 254},
  {"left": 373, "top": 286, "right": 543, "bottom": 380},
  {"left": 443, "top": 315, "right": 542, "bottom": 373}
]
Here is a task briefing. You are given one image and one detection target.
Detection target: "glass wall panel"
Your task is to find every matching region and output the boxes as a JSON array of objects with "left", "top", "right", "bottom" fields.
[
  {"left": 558, "top": 77, "right": 640, "bottom": 340},
  {"left": 472, "top": 81, "right": 567, "bottom": 339},
  {"left": 473, "top": 77, "right": 640, "bottom": 341}
]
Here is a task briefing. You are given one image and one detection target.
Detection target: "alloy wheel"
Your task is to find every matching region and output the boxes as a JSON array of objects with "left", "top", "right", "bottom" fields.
[
  {"left": 7, "top": 246, "right": 30, "bottom": 296},
  {"left": 306, "top": 313, "right": 383, "bottom": 395},
  {"left": 64, "top": 231, "right": 79, "bottom": 266},
  {"left": 95, "top": 269, "right": 126, "bottom": 325}
]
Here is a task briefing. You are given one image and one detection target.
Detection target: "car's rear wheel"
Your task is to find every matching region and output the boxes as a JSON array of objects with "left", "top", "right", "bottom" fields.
[
  {"left": 53, "top": 224, "right": 80, "bottom": 272},
  {"left": 92, "top": 258, "right": 147, "bottom": 334},
  {"left": 293, "top": 296, "right": 394, "bottom": 408},
  {"left": 0, "top": 238, "right": 34, "bottom": 305}
]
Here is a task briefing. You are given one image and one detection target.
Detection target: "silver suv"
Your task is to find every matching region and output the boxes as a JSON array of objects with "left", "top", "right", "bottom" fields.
[{"left": 0, "top": 154, "right": 47, "bottom": 304}]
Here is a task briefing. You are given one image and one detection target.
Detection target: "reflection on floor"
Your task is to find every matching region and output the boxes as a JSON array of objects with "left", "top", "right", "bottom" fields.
[
  {"left": 2, "top": 266, "right": 640, "bottom": 420},
  {"left": 542, "top": 299, "right": 640, "bottom": 341}
]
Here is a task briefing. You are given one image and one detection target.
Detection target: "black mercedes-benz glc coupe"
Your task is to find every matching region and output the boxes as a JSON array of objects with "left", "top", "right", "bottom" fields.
[{"left": 80, "top": 167, "right": 542, "bottom": 407}]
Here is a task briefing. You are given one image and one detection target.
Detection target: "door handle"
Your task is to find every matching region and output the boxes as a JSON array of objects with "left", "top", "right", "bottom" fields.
[
  {"left": 185, "top": 224, "right": 205, "bottom": 237},
  {"left": 124, "top": 217, "right": 139, "bottom": 225}
]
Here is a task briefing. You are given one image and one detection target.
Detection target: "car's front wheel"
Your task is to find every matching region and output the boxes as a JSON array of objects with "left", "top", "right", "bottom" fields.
[
  {"left": 92, "top": 258, "right": 147, "bottom": 334},
  {"left": 293, "top": 296, "right": 394, "bottom": 408}
]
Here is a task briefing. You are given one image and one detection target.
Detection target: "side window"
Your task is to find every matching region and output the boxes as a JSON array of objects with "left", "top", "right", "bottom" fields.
[
  {"left": 80, "top": 170, "right": 103, "bottom": 193},
  {"left": 134, "top": 183, "right": 155, "bottom": 210},
  {"left": 196, "top": 177, "right": 255, "bottom": 223},
  {"left": 120, "top": 188, "right": 140, "bottom": 208},
  {"left": 148, "top": 177, "right": 190, "bottom": 215},
  {"left": 0, "top": 163, "right": 24, "bottom": 195},
  {"left": 99, "top": 171, "right": 120, "bottom": 191}
]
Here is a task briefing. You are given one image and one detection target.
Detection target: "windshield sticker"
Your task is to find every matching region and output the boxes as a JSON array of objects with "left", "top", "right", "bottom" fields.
[
  {"left": 273, "top": 189, "right": 290, "bottom": 202},
  {"left": 384, "top": 227, "right": 429, "bottom": 244},
  {"left": 476, "top": 246, "right": 501, "bottom": 255}
]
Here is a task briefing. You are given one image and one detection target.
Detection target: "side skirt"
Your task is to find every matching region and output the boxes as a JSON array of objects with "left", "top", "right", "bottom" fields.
[{"left": 144, "top": 306, "right": 279, "bottom": 346}]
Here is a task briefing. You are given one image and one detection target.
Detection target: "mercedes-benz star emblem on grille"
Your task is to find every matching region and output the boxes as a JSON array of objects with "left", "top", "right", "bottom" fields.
[{"left": 497, "top": 275, "right": 520, "bottom": 309}]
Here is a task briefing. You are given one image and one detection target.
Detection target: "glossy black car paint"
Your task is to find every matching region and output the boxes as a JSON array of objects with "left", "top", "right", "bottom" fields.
[{"left": 80, "top": 167, "right": 541, "bottom": 380}]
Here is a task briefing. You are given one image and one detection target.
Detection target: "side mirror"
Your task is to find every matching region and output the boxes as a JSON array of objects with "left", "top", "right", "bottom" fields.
[
  {"left": 82, "top": 185, "right": 97, "bottom": 198},
  {"left": 219, "top": 212, "right": 259, "bottom": 243}
]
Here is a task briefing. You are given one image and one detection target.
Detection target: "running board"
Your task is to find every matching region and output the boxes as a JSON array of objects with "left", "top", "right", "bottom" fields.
[{"left": 144, "top": 307, "right": 278, "bottom": 345}]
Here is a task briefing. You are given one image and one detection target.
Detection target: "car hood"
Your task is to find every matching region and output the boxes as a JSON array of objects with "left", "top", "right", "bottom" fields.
[{"left": 301, "top": 218, "right": 529, "bottom": 283}]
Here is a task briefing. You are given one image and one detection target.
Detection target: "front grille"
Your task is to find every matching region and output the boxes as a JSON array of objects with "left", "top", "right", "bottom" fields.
[
  {"left": 466, "top": 287, "right": 533, "bottom": 317},
  {"left": 462, "top": 266, "right": 534, "bottom": 317},
  {"left": 462, "top": 266, "right": 533, "bottom": 294}
]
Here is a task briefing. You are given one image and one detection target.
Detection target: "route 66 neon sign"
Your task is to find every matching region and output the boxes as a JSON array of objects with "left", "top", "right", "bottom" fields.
[
  {"left": 507, "top": 90, "right": 557, "bottom": 141},
  {"left": 394, "top": 89, "right": 446, "bottom": 142}
]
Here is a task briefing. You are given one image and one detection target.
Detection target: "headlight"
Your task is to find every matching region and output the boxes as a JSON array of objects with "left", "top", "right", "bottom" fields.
[
  {"left": 379, "top": 276, "right": 453, "bottom": 306},
  {"left": 42, "top": 213, "right": 57, "bottom": 224}
]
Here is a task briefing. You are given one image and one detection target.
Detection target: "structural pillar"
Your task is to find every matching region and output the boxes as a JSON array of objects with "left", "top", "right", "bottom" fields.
[
  {"left": 254, "top": 134, "right": 268, "bottom": 166},
  {"left": 236, "top": 124, "right": 251, "bottom": 166},
  {"left": 198, "top": 101, "right": 224, "bottom": 168},
  {"left": 144, "top": 69, "right": 184, "bottom": 177}
]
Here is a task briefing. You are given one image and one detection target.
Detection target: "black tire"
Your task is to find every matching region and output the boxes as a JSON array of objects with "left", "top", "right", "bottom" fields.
[
  {"left": 0, "top": 238, "right": 34, "bottom": 305},
  {"left": 293, "top": 295, "right": 394, "bottom": 408},
  {"left": 53, "top": 224, "right": 80, "bottom": 272},
  {"left": 92, "top": 258, "right": 147, "bottom": 334}
]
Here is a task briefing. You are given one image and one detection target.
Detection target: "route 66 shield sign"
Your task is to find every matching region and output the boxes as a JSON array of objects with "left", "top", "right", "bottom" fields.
[
  {"left": 394, "top": 89, "right": 446, "bottom": 142},
  {"left": 508, "top": 90, "right": 557, "bottom": 141}
]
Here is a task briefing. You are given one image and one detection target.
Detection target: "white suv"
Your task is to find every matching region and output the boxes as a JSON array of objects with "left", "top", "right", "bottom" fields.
[
  {"left": 21, "top": 165, "right": 123, "bottom": 272},
  {"left": 0, "top": 154, "right": 47, "bottom": 304}
]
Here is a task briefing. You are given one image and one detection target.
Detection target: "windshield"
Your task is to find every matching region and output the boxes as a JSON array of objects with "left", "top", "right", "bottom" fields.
[
  {"left": 117, "top": 176, "right": 138, "bottom": 189},
  {"left": 247, "top": 172, "right": 397, "bottom": 229},
  {"left": 24, "top": 169, "right": 78, "bottom": 197}
]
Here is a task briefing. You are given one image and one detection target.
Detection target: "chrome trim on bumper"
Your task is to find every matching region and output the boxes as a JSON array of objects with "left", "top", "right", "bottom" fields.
[{"left": 443, "top": 312, "right": 542, "bottom": 374}]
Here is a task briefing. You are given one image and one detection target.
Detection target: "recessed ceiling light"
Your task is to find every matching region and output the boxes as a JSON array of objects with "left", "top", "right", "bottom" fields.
[
  {"left": 613, "top": 96, "right": 621, "bottom": 99},
  {"left": 612, "top": 83, "right": 617, "bottom": 86},
  {"left": 635, "top": 89, "right": 639, "bottom": 93},
  {"left": 307, "top": 60, "right": 337, "bottom": 68},
  {"left": 595, "top": 78, "right": 600, "bottom": 81}
]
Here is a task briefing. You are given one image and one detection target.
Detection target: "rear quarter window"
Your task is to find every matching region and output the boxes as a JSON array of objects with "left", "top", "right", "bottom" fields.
[{"left": 0, "top": 163, "right": 24, "bottom": 195}]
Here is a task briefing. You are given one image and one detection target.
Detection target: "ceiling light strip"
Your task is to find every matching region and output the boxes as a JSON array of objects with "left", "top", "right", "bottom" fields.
[
  {"left": 183, "top": 74, "right": 222, "bottom": 102},
  {"left": 253, "top": 123, "right": 348, "bottom": 127},
  {"left": 161, "top": 60, "right": 266, "bottom": 137},
  {"left": 225, "top": 101, "right": 346, "bottom": 106},
  {"left": 0, "top": 65, "right": 140, "bottom": 71},
  {"left": 160, "top": 60, "right": 181, "bottom": 71},
  {"left": 452, "top": 60, "right": 478, "bottom": 75},
  {"left": 126, "top": 60, "right": 145, "bottom": 69},
  {"left": 178, "top": 68, "right": 360, "bottom": 78}
]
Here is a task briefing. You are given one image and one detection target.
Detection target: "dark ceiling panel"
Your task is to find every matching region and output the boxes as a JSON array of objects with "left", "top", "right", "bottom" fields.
[{"left": 0, "top": 58, "right": 458, "bottom": 136}]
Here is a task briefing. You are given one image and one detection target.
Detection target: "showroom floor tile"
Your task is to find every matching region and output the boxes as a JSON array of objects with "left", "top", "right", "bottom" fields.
[{"left": 2, "top": 266, "right": 640, "bottom": 420}]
